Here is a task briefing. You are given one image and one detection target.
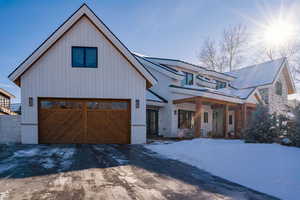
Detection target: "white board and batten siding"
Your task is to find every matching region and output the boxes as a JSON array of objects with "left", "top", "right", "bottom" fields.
[{"left": 21, "top": 16, "right": 146, "bottom": 144}]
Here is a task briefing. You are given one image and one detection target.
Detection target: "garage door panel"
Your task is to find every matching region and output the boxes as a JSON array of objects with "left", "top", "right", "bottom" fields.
[
  {"left": 39, "top": 109, "right": 84, "bottom": 144},
  {"left": 39, "top": 98, "right": 130, "bottom": 144},
  {"left": 86, "top": 110, "right": 129, "bottom": 144}
]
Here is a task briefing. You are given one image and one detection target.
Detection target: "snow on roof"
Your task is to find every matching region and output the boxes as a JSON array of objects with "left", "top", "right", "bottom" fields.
[
  {"left": 226, "top": 58, "right": 285, "bottom": 89},
  {"left": 172, "top": 85, "right": 252, "bottom": 99},
  {"left": 133, "top": 54, "right": 184, "bottom": 77},
  {"left": 217, "top": 87, "right": 255, "bottom": 99},
  {"left": 146, "top": 90, "right": 167, "bottom": 103}
]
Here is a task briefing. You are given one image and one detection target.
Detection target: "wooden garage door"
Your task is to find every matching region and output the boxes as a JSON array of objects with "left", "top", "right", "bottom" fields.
[{"left": 38, "top": 98, "right": 131, "bottom": 144}]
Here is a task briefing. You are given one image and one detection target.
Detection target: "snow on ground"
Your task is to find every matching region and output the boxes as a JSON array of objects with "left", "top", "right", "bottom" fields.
[{"left": 146, "top": 139, "right": 300, "bottom": 200}]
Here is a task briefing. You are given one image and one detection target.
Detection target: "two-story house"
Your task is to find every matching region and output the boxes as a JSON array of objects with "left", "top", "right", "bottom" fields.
[
  {"left": 8, "top": 4, "right": 296, "bottom": 144},
  {"left": 0, "top": 88, "right": 15, "bottom": 115},
  {"left": 138, "top": 55, "right": 295, "bottom": 138}
]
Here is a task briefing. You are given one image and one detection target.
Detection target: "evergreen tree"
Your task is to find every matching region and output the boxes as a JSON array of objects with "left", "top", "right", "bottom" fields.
[
  {"left": 244, "top": 104, "right": 277, "bottom": 143},
  {"left": 289, "top": 105, "right": 300, "bottom": 147}
]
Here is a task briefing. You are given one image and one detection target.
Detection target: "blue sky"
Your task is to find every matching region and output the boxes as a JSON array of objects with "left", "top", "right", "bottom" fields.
[{"left": 0, "top": 0, "right": 298, "bottom": 102}]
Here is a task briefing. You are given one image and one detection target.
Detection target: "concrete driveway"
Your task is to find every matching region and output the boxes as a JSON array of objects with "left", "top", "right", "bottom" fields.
[{"left": 0, "top": 144, "right": 278, "bottom": 200}]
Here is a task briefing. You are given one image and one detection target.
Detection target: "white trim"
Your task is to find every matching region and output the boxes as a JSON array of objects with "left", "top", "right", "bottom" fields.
[
  {"left": 170, "top": 87, "right": 244, "bottom": 104},
  {"left": 8, "top": 4, "right": 157, "bottom": 86},
  {"left": 146, "top": 100, "right": 166, "bottom": 107}
]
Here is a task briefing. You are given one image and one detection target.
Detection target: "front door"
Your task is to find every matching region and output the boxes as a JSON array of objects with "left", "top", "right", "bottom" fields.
[{"left": 146, "top": 109, "right": 159, "bottom": 137}]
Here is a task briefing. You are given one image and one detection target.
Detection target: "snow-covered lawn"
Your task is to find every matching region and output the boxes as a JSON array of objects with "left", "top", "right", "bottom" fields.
[{"left": 146, "top": 139, "right": 300, "bottom": 200}]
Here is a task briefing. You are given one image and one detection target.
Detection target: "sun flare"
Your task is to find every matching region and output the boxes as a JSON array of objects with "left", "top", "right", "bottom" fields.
[{"left": 262, "top": 19, "right": 296, "bottom": 47}]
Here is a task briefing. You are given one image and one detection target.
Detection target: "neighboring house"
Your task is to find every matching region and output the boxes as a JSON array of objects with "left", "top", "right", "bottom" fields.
[
  {"left": 136, "top": 55, "right": 296, "bottom": 139},
  {"left": 0, "top": 88, "right": 16, "bottom": 115},
  {"left": 8, "top": 4, "right": 296, "bottom": 144}
]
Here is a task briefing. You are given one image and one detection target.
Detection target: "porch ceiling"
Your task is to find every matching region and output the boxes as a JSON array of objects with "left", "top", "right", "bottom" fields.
[{"left": 173, "top": 96, "right": 256, "bottom": 108}]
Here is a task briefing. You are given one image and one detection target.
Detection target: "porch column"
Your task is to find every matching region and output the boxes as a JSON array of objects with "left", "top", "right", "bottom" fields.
[
  {"left": 241, "top": 104, "right": 247, "bottom": 134},
  {"left": 194, "top": 98, "right": 202, "bottom": 137},
  {"left": 223, "top": 104, "right": 228, "bottom": 138}
]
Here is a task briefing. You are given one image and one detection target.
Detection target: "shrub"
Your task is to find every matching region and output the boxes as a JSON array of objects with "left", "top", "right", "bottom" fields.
[
  {"left": 244, "top": 104, "right": 277, "bottom": 143},
  {"left": 288, "top": 105, "right": 300, "bottom": 147}
]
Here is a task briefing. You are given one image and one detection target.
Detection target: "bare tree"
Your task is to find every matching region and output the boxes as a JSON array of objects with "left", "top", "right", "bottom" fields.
[
  {"left": 221, "top": 24, "right": 248, "bottom": 71},
  {"left": 198, "top": 38, "right": 220, "bottom": 71},
  {"left": 198, "top": 24, "right": 248, "bottom": 72}
]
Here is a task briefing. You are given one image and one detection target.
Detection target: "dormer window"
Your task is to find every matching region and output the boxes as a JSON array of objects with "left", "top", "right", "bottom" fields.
[
  {"left": 181, "top": 71, "right": 194, "bottom": 86},
  {"left": 216, "top": 80, "right": 227, "bottom": 89},
  {"left": 275, "top": 81, "right": 282, "bottom": 96}
]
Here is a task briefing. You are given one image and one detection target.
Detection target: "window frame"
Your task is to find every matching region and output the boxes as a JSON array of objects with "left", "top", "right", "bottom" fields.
[
  {"left": 229, "top": 114, "right": 233, "bottom": 125},
  {"left": 181, "top": 71, "right": 194, "bottom": 86},
  {"left": 72, "top": 46, "right": 98, "bottom": 68},
  {"left": 216, "top": 80, "right": 227, "bottom": 89},
  {"left": 275, "top": 81, "right": 283, "bottom": 96},
  {"left": 204, "top": 112, "right": 209, "bottom": 123},
  {"left": 178, "top": 110, "right": 195, "bottom": 129}
]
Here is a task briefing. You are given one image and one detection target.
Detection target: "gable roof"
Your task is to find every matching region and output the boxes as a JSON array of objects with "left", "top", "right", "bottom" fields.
[
  {"left": 133, "top": 53, "right": 184, "bottom": 79},
  {"left": 146, "top": 89, "right": 168, "bottom": 103},
  {"left": 226, "top": 58, "right": 286, "bottom": 89},
  {"left": 8, "top": 4, "right": 157, "bottom": 88},
  {"left": 143, "top": 56, "right": 236, "bottom": 81}
]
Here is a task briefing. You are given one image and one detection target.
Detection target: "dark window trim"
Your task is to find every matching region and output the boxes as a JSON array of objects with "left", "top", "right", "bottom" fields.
[
  {"left": 216, "top": 80, "right": 227, "bottom": 89},
  {"left": 178, "top": 109, "right": 195, "bottom": 129},
  {"left": 72, "top": 46, "right": 98, "bottom": 68},
  {"left": 181, "top": 71, "right": 194, "bottom": 86},
  {"left": 229, "top": 115, "right": 233, "bottom": 125},
  {"left": 275, "top": 81, "right": 283, "bottom": 96},
  {"left": 204, "top": 112, "right": 209, "bottom": 123}
]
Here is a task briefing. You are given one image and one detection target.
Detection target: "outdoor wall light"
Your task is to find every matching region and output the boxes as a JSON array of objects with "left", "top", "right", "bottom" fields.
[
  {"left": 174, "top": 110, "right": 177, "bottom": 115},
  {"left": 28, "top": 97, "right": 33, "bottom": 107},
  {"left": 135, "top": 99, "right": 140, "bottom": 109}
]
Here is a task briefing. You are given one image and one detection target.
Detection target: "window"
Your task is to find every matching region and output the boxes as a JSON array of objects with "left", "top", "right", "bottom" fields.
[
  {"left": 275, "top": 81, "right": 282, "bottom": 96},
  {"left": 72, "top": 47, "right": 97, "bottom": 68},
  {"left": 229, "top": 115, "right": 233, "bottom": 125},
  {"left": 216, "top": 80, "right": 227, "bottom": 89},
  {"left": 204, "top": 112, "right": 208, "bottom": 123},
  {"left": 178, "top": 110, "right": 195, "bottom": 129},
  {"left": 181, "top": 71, "right": 194, "bottom": 86},
  {"left": 259, "top": 88, "right": 269, "bottom": 104}
]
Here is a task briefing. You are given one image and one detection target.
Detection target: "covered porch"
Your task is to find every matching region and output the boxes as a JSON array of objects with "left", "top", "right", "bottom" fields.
[{"left": 173, "top": 96, "right": 256, "bottom": 138}]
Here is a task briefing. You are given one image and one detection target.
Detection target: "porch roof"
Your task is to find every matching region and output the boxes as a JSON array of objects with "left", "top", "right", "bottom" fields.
[{"left": 146, "top": 90, "right": 168, "bottom": 103}]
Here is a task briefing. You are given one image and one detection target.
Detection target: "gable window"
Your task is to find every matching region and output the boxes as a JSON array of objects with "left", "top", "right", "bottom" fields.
[
  {"left": 181, "top": 72, "right": 194, "bottom": 86},
  {"left": 275, "top": 81, "right": 282, "bottom": 96},
  {"left": 204, "top": 112, "right": 209, "bottom": 123},
  {"left": 72, "top": 47, "right": 97, "bottom": 68},
  {"left": 216, "top": 80, "right": 227, "bottom": 89},
  {"left": 178, "top": 110, "right": 195, "bottom": 129},
  {"left": 259, "top": 88, "right": 269, "bottom": 104}
]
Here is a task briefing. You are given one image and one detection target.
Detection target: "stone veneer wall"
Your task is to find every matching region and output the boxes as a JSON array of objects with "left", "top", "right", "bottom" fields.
[
  {"left": 268, "top": 72, "right": 289, "bottom": 115},
  {"left": 0, "top": 115, "right": 21, "bottom": 144}
]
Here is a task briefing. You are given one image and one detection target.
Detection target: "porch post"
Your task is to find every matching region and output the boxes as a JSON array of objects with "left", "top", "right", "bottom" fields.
[
  {"left": 194, "top": 98, "right": 202, "bottom": 137},
  {"left": 241, "top": 104, "right": 247, "bottom": 133},
  {"left": 223, "top": 104, "right": 228, "bottom": 138}
]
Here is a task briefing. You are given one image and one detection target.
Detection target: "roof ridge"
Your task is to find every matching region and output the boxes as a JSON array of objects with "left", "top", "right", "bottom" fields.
[{"left": 228, "top": 57, "right": 286, "bottom": 74}]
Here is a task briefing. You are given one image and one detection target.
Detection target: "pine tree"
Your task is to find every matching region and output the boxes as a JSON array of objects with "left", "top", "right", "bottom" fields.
[
  {"left": 289, "top": 105, "right": 300, "bottom": 147},
  {"left": 244, "top": 104, "right": 277, "bottom": 143}
]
